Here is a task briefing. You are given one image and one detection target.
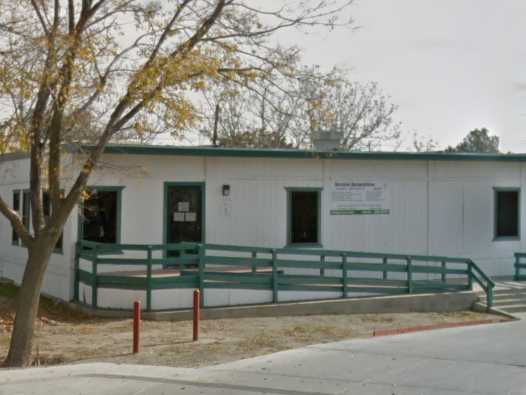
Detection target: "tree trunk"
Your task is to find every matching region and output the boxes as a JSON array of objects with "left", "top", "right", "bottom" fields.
[{"left": 3, "top": 242, "right": 53, "bottom": 367}]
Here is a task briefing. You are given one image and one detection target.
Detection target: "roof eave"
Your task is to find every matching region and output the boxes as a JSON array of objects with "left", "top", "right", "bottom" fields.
[{"left": 93, "top": 145, "right": 526, "bottom": 162}]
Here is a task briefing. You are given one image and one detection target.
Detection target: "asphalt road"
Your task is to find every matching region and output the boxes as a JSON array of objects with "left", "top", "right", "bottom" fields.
[{"left": 1, "top": 317, "right": 525, "bottom": 394}]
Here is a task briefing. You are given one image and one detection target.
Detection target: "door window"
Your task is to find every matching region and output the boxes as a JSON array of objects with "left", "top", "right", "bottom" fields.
[{"left": 167, "top": 185, "right": 203, "bottom": 244}]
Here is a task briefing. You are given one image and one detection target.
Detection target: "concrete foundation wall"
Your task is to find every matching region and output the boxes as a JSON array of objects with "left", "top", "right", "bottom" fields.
[{"left": 70, "top": 291, "right": 480, "bottom": 321}]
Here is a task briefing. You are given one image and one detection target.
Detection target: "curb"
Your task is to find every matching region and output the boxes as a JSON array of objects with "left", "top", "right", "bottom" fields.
[{"left": 372, "top": 319, "right": 505, "bottom": 337}]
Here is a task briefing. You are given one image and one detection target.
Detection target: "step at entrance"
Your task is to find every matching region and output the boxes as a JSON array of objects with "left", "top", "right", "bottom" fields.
[{"left": 478, "top": 279, "right": 526, "bottom": 314}]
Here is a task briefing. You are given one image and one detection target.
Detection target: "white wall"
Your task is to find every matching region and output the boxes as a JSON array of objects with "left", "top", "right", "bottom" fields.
[
  {"left": 85, "top": 154, "right": 525, "bottom": 277},
  {"left": 86, "top": 154, "right": 206, "bottom": 244},
  {"left": 0, "top": 155, "right": 76, "bottom": 300},
  {"left": 1, "top": 152, "right": 524, "bottom": 303},
  {"left": 428, "top": 161, "right": 525, "bottom": 275},
  {"left": 323, "top": 160, "right": 429, "bottom": 254}
]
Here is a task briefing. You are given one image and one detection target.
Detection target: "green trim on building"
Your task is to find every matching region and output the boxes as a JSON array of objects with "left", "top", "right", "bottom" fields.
[
  {"left": 162, "top": 182, "right": 206, "bottom": 256},
  {"left": 77, "top": 186, "right": 125, "bottom": 243},
  {"left": 285, "top": 187, "right": 323, "bottom": 248},
  {"left": 81, "top": 143, "right": 526, "bottom": 163}
]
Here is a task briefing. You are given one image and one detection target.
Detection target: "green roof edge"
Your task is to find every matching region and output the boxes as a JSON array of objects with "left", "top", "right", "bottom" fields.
[{"left": 97, "top": 144, "right": 526, "bottom": 162}]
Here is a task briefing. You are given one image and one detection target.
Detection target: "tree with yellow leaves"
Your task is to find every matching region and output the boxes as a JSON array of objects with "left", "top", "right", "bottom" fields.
[{"left": 0, "top": 0, "right": 354, "bottom": 367}]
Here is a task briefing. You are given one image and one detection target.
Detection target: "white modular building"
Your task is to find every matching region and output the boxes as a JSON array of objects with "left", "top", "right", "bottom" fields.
[{"left": 0, "top": 145, "right": 523, "bottom": 306}]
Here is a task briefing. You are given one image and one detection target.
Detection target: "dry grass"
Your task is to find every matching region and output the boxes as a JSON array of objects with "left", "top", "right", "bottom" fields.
[{"left": 0, "top": 282, "right": 507, "bottom": 368}]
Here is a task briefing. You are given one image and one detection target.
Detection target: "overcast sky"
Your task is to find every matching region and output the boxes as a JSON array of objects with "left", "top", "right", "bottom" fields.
[{"left": 280, "top": 0, "right": 526, "bottom": 152}]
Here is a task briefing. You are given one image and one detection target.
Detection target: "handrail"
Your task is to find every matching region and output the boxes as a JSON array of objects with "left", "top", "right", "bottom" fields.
[
  {"left": 74, "top": 240, "right": 495, "bottom": 311},
  {"left": 77, "top": 240, "right": 472, "bottom": 264},
  {"left": 78, "top": 240, "right": 197, "bottom": 252},
  {"left": 468, "top": 260, "right": 494, "bottom": 308},
  {"left": 208, "top": 242, "right": 473, "bottom": 263}
]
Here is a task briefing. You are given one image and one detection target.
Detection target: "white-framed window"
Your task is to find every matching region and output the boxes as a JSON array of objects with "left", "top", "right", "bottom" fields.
[{"left": 11, "top": 189, "right": 63, "bottom": 251}]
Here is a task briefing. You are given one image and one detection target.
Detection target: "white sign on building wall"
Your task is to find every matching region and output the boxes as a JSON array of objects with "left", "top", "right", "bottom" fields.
[{"left": 330, "top": 181, "right": 390, "bottom": 215}]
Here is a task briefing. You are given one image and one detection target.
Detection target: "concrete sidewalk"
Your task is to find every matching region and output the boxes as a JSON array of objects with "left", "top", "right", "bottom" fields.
[{"left": 1, "top": 318, "right": 526, "bottom": 394}]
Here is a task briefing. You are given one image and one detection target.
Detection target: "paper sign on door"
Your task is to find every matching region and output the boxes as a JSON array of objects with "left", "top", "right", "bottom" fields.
[
  {"left": 185, "top": 212, "right": 197, "bottom": 222},
  {"left": 177, "top": 202, "right": 190, "bottom": 212},
  {"left": 173, "top": 212, "right": 185, "bottom": 222}
]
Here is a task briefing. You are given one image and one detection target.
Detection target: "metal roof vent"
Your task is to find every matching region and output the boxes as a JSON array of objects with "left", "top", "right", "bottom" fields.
[{"left": 312, "top": 130, "right": 343, "bottom": 151}]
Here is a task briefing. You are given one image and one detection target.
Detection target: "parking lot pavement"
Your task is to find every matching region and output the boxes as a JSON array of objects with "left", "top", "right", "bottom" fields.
[{"left": 1, "top": 319, "right": 525, "bottom": 394}]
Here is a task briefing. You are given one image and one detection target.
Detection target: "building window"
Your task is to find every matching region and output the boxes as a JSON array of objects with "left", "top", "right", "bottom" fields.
[
  {"left": 12, "top": 191, "right": 20, "bottom": 245},
  {"left": 495, "top": 189, "right": 520, "bottom": 239},
  {"left": 80, "top": 188, "right": 122, "bottom": 244},
  {"left": 287, "top": 189, "right": 321, "bottom": 245},
  {"left": 22, "top": 190, "right": 31, "bottom": 231},
  {"left": 12, "top": 190, "right": 63, "bottom": 251},
  {"left": 43, "top": 191, "right": 63, "bottom": 251}
]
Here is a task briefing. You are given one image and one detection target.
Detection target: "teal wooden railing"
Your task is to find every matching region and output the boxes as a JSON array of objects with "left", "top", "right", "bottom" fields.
[
  {"left": 514, "top": 253, "right": 526, "bottom": 281},
  {"left": 74, "top": 240, "right": 494, "bottom": 311}
]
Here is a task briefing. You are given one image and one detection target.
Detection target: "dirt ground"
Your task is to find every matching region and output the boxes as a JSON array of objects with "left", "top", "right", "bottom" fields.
[{"left": 0, "top": 282, "right": 506, "bottom": 368}]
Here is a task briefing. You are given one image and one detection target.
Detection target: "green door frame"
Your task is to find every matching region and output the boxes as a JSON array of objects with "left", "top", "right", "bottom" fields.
[
  {"left": 77, "top": 186, "right": 125, "bottom": 243},
  {"left": 163, "top": 182, "right": 206, "bottom": 249}
]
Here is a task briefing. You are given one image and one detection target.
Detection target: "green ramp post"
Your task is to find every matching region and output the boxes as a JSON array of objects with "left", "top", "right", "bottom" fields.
[
  {"left": 251, "top": 250, "right": 257, "bottom": 273},
  {"left": 514, "top": 254, "right": 519, "bottom": 281},
  {"left": 91, "top": 254, "right": 98, "bottom": 308},
  {"left": 74, "top": 241, "right": 80, "bottom": 302},
  {"left": 272, "top": 249, "right": 278, "bottom": 303},
  {"left": 198, "top": 244, "right": 205, "bottom": 307},
  {"left": 341, "top": 253, "right": 348, "bottom": 298},
  {"left": 487, "top": 285, "right": 494, "bottom": 310},
  {"left": 382, "top": 257, "right": 388, "bottom": 280},
  {"left": 146, "top": 246, "right": 153, "bottom": 311},
  {"left": 406, "top": 257, "right": 413, "bottom": 294},
  {"left": 467, "top": 260, "right": 473, "bottom": 290}
]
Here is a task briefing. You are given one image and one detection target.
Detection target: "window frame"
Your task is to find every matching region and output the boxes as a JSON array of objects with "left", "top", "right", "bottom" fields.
[
  {"left": 11, "top": 189, "right": 63, "bottom": 253},
  {"left": 77, "top": 186, "right": 124, "bottom": 244},
  {"left": 42, "top": 190, "right": 64, "bottom": 253},
  {"left": 286, "top": 187, "right": 323, "bottom": 248},
  {"left": 21, "top": 190, "right": 31, "bottom": 232},
  {"left": 11, "top": 190, "right": 21, "bottom": 245},
  {"left": 11, "top": 189, "right": 30, "bottom": 247},
  {"left": 493, "top": 187, "right": 521, "bottom": 241}
]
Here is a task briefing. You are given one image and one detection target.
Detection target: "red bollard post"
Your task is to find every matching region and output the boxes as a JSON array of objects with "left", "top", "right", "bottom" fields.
[
  {"left": 133, "top": 300, "right": 141, "bottom": 354},
  {"left": 193, "top": 289, "right": 200, "bottom": 341}
]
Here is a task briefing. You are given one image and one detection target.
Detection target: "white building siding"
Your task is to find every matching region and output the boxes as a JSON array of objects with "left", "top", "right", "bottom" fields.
[
  {"left": 0, "top": 156, "right": 75, "bottom": 300},
  {"left": 0, "top": 152, "right": 524, "bottom": 301},
  {"left": 205, "top": 157, "right": 323, "bottom": 246},
  {"left": 323, "top": 160, "right": 429, "bottom": 255},
  {"left": 427, "top": 161, "right": 524, "bottom": 275}
]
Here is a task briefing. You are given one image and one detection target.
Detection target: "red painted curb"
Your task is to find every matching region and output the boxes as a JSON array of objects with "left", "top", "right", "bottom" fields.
[{"left": 372, "top": 319, "right": 501, "bottom": 337}]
